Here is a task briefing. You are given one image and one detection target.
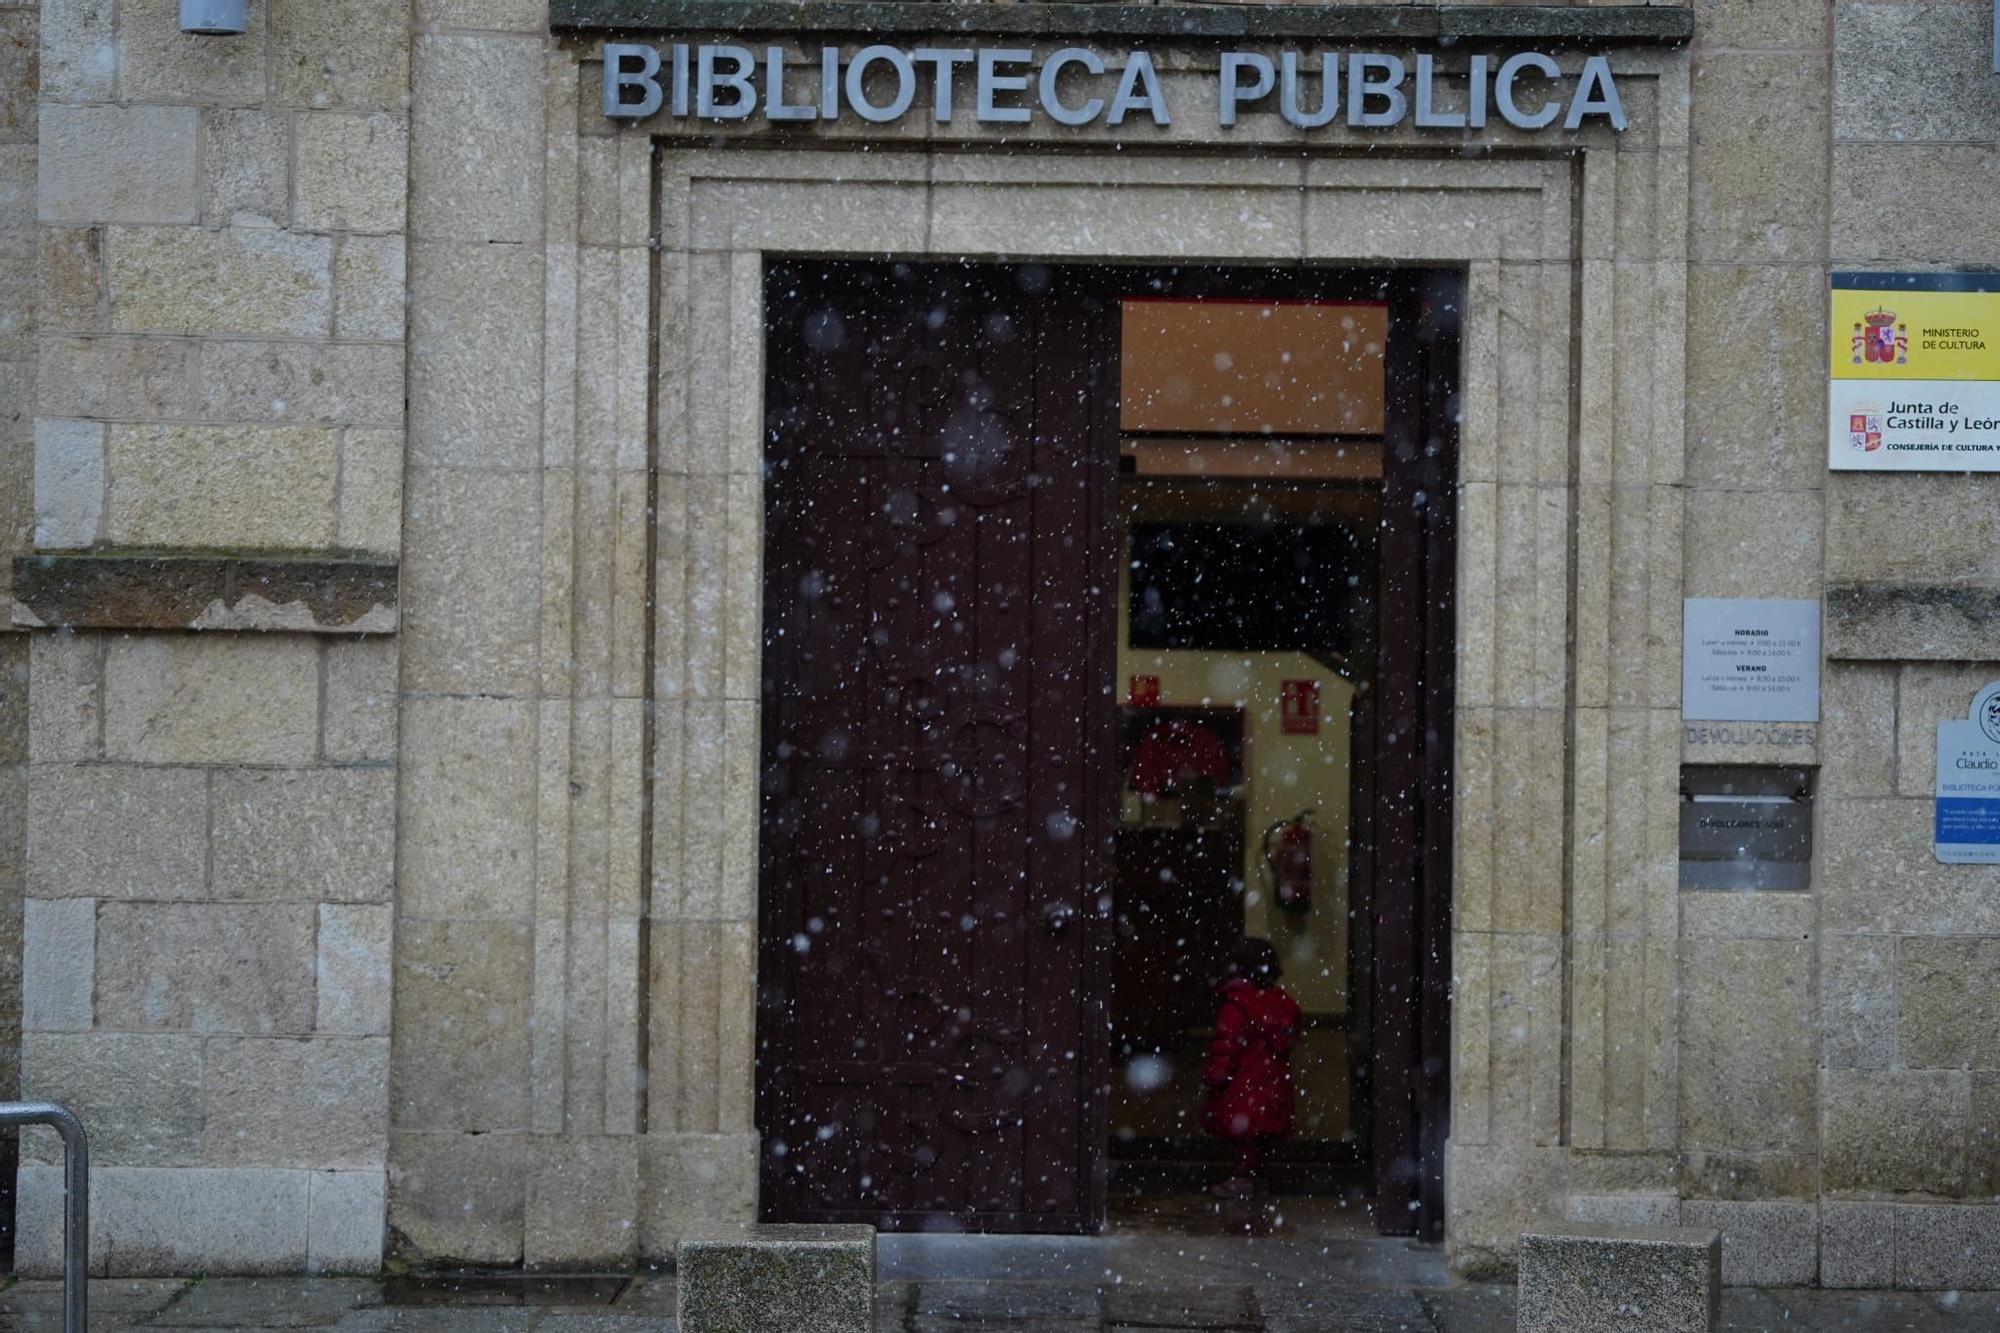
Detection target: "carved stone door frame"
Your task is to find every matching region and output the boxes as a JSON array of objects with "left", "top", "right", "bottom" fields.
[{"left": 596, "top": 40, "right": 1689, "bottom": 1258}]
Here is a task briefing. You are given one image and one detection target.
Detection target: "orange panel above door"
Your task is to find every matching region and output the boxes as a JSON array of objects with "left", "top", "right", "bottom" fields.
[{"left": 1119, "top": 299, "right": 1387, "bottom": 436}]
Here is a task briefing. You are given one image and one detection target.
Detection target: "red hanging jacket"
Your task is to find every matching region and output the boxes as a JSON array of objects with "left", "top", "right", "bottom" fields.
[{"left": 1201, "top": 976, "right": 1303, "bottom": 1142}]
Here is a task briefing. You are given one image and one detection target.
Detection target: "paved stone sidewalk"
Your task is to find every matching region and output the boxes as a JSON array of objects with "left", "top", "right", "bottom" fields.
[
  {"left": 1, "top": 1275, "right": 1995, "bottom": 1332},
  {"left": 2, "top": 1238, "right": 1995, "bottom": 1333}
]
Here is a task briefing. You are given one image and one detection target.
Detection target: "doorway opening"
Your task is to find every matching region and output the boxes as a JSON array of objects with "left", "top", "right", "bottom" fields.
[
  {"left": 757, "top": 261, "right": 1457, "bottom": 1240},
  {"left": 1105, "top": 289, "right": 1383, "bottom": 1238}
]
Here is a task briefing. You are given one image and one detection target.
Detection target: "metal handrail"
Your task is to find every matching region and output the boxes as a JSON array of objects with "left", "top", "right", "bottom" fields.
[{"left": 1, "top": 1102, "right": 88, "bottom": 1333}]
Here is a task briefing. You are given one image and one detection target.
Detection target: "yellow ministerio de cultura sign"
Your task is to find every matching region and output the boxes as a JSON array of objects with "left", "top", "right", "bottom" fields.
[{"left": 1829, "top": 272, "right": 2000, "bottom": 471}]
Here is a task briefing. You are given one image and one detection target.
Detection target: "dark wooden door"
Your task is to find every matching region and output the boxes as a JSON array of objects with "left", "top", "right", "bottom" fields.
[
  {"left": 1370, "top": 271, "right": 1460, "bottom": 1241},
  {"left": 758, "top": 263, "right": 1115, "bottom": 1232}
]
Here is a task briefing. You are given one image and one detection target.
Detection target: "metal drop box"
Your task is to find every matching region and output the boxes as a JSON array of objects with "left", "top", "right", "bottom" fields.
[{"left": 1679, "top": 766, "right": 1814, "bottom": 892}]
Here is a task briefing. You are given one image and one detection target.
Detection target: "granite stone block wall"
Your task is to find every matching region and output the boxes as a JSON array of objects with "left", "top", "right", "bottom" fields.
[
  {"left": 12, "top": 0, "right": 408, "bottom": 1275},
  {"left": 0, "top": 0, "right": 37, "bottom": 1266},
  {"left": 4, "top": 0, "right": 2000, "bottom": 1286},
  {"left": 1646, "top": 10, "right": 1834, "bottom": 1285},
  {"left": 1529, "top": 0, "right": 2000, "bottom": 1290},
  {"left": 27, "top": 0, "right": 411, "bottom": 566},
  {"left": 15, "top": 631, "right": 397, "bottom": 1274}
]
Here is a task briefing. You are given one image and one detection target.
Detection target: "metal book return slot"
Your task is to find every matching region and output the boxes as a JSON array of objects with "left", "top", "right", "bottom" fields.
[{"left": 1679, "top": 765, "right": 1815, "bottom": 892}]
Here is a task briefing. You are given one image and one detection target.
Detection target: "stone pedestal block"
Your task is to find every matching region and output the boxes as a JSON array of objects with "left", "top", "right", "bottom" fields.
[
  {"left": 676, "top": 1224, "right": 874, "bottom": 1333},
  {"left": 1517, "top": 1223, "right": 1721, "bottom": 1333}
]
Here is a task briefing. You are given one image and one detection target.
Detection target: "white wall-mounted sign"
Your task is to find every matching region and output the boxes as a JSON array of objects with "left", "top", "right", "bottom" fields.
[
  {"left": 1828, "top": 271, "right": 2000, "bottom": 472},
  {"left": 600, "top": 43, "right": 1628, "bottom": 132},
  {"left": 1682, "top": 599, "right": 1821, "bottom": 724},
  {"left": 1935, "top": 680, "right": 2000, "bottom": 863}
]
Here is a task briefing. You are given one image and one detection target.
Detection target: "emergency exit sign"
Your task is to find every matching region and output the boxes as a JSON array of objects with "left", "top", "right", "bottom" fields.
[{"left": 1280, "top": 680, "right": 1320, "bottom": 735}]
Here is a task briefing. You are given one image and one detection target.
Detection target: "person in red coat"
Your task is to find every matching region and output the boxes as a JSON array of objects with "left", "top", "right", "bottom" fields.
[{"left": 1202, "top": 937, "right": 1302, "bottom": 1199}]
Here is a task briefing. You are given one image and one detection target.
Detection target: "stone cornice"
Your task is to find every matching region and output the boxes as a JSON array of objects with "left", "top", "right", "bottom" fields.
[
  {"left": 551, "top": 2, "right": 1695, "bottom": 46},
  {"left": 1826, "top": 582, "right": 2000, "bottom": 662},
  {"left": 10, "top": 553, "right": 398, "bottom": 634}
]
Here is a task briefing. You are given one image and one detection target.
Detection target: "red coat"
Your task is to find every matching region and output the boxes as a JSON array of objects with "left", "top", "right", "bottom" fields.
[{"left": 1201, "top": 977, "right": 1302, "bottom": 1141}]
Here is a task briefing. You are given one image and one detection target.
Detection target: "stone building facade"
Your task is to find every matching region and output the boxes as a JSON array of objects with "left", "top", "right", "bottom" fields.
[{"left": 0, "top": 0, "right": 1996, "bottom": 1290}]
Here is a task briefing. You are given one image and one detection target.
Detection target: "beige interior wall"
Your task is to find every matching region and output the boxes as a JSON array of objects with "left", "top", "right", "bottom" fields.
[{"left": 1114, "top": 632, "right": 1357, "bottom": 1014}]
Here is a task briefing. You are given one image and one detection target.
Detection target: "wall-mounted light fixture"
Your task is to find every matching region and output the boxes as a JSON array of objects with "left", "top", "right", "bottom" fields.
[{"left": 179, "top": 0, "right": 247, "bottom": 35}]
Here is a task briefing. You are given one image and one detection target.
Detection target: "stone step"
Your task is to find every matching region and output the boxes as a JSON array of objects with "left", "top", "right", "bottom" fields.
[
  {"left": 678, "top": 1223, "right": 876, "bottom": 1333},
  {"left": 1517, "top": 1222, "right": 1722, "bottom": 1333}
]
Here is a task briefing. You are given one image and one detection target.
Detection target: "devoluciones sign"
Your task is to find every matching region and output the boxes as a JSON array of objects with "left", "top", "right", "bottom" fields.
[
  {"left": 1829, "top": 271, "right": 2000, "bottom": 472},
  {"left": 601, "top": 43, "right": 1629, "bottom": 131}
]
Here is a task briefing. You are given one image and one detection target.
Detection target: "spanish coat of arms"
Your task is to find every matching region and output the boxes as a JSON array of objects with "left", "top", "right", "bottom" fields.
[{"left": 1851, "top": 308, "right": 1909, "bottom": 365}]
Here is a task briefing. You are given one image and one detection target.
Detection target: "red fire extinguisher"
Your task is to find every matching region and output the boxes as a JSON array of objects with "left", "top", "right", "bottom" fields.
[{"left": 1263, "top": 810, "right": 1314, "bottom": 914}]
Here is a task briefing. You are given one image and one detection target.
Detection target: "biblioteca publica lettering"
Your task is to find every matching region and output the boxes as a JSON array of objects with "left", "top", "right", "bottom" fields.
[{"left": 602, "top": 43, "right": 1629, "bottom": 132}]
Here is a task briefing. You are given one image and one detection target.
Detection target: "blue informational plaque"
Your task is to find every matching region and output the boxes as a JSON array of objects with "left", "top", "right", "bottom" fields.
[{"left": 1935, "top": 679, "right": 2000, "bottom": 864}]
